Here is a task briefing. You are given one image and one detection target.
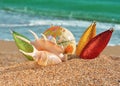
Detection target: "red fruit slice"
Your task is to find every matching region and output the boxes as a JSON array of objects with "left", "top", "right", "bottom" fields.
[{"left": 80, "top": 28, "right": 114, "bottom": 59}]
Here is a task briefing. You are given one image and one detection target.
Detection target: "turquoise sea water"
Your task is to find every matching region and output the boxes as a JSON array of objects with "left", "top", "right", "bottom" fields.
[
  {"left": 0, "top": 0, "right": 120, "bottom": 45},
  {"left": 0, "top": 0, "right": 120, "bottom": 23}
]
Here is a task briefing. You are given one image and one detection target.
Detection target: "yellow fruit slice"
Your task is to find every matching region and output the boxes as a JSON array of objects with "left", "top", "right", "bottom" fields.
[{"left": 76, "top": 22, "right": 96, "bottom": 56}]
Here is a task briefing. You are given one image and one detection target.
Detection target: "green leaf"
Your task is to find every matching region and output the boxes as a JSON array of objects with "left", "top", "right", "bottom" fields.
[{"left": 11, "top": 31, "right": 33, "bottom": 60}]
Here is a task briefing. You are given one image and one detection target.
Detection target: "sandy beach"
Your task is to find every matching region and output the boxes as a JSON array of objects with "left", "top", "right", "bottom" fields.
[{"left": 0, "top": 40, "right": 120, "bottom": 86}]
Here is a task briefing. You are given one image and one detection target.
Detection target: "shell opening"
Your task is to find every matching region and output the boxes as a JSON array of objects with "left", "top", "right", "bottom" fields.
[
  {"left": 16, "top": 35, "right": 38, "bottom": 58},
  {"left": 16, "top": 36, "right": 30, "bottom": 44}
]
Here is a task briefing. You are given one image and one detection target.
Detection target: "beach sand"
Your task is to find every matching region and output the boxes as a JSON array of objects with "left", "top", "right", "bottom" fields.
[{"left": 0, "top": 40, "right": 120, "bottom": 86}]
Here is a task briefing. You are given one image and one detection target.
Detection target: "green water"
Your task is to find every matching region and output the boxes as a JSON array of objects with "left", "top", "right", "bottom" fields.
[{"left": 0, "top": 0, "right": 120, "bottom": 23}]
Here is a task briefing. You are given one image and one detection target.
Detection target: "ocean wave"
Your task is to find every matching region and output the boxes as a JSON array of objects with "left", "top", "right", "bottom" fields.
[
  {"left": 1, "top": 19, "right": 120, "bottom": 30},
  {"left": 108, "top": 44, "right": 120, "bottom": 46},
  {"left": 29, "top": 20, "right": 120, "bottom": 30},
  {"left": 0, "top": 9, "right": 120, "bottom": 46},
  {"left": 0, "top": 24, "right": 31, "bottom": 27}
]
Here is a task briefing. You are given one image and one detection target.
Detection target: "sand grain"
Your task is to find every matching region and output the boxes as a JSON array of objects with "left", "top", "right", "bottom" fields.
[{"left": 0, "top": 40, "right": 120, "bottom": 86}]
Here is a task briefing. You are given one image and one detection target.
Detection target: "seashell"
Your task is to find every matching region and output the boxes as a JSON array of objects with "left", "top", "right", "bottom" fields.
[
  {"left": 19, "top": 43, "right": 62, "bottom": 66},
  {"left": 15, "top": 30, "right": 65, "bottom": 66},
  {"left": 28, "top": 30, "right": 64, "bottom": 60},
  {"left": 12, "top": 31, "right": 33, "bottom": 60},
  {"left": 76, "top": 22, "right": 96, "bottom": 56},
  {"left": 80, "top": 28, "right": 114, "bottom": 59},
  {"left": 43, "top": 26, "right": 76, "bottom": 54}
]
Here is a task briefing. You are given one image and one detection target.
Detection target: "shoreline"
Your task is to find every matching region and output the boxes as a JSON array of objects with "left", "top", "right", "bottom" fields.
[{"left": 0, "top": 40, "right": 120, "bottom": 56}]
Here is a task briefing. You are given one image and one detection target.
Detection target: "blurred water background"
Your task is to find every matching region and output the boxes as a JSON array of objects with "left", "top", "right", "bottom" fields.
[{"left": 0, "top": 0, "right": 120, "bottom": 45}]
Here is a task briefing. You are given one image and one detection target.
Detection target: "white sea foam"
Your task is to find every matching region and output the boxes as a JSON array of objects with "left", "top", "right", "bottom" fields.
[
  {"left": 0, "top": 19, "right": 120, "bottom": 46},
  {"left": 1, "top": 19, "right": 120, "bottom": 30},
  {"left": 29, "top": 19, "right": 120, "bottom": 30},
  {"left": 0, "top": 10, "right": 120, "bottom": 46},
  {"left": 0, "top": 24, "right": 31, "bottom": 27}
]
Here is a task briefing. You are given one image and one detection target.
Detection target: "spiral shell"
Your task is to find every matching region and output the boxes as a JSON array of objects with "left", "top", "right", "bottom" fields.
[{"left": 43, "top": 26, "right": 76, "bottom": 54}]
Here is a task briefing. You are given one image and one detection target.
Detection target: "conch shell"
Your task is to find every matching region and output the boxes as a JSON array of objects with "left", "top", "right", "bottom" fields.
[
  {"left": 80, "top": 28, "right": 114, "bottom": 59},
  {"left": 16, "top": 30, "right": 65, "bottom": 66},
  {"left": 76, "top": 22, "right": 114, "bottom": 59},
  {"left": 76, "top": 22, "right": 96, "bottom": 56}
]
